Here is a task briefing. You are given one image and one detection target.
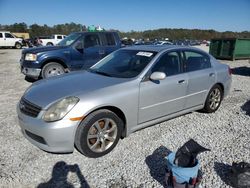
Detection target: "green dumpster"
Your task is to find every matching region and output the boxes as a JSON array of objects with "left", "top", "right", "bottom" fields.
[{"left": 209, "top": 38, "right": 250, "bottom": 60}]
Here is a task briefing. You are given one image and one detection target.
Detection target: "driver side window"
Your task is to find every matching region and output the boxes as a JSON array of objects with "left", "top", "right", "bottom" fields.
[
  {"left": 152, "top": 51, "right": 181, "bottom": 77},
  {"left": 5, "top": 33, "right": 14, "bottom": 38},
  {"left": 84, "top": 34, "right": 100, "bottom": 48}
]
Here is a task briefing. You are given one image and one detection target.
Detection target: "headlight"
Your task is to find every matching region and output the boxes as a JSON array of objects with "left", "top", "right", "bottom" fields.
[
  {"left": 43, "top": 96, "right": 79, "bottom": 122},
  {"left": 25, "top": 53, "right": 37, "bottom": 61}
]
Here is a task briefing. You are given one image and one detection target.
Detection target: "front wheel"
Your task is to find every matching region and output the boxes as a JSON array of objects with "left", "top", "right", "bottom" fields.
[
  {"left": 75, "top": 109, "right": 123, "bottom": 158},
  {"left": 46, "top": 42, "right": 53, "bottom": 46},
  {"left": 202, "top": 85, "right": 223, "bottom": 113},
  {"left": 41, "top": 62, "right": 65, "bottom": 79},
  {"left": 15, "top": 42, "right": 22, "bottom": 49}
]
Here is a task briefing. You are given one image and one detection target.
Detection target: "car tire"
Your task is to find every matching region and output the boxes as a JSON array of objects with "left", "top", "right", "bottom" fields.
[
  {"left": 202, "top": 84, "right": 223, "bottom": 113},
  {"left": 15, "top": 42, "right": 22, "bottom": 49},
  {"left": 46, "top": 42, "right": 53, "bottom": 46},
  {"left": 41, "top": 62, "right": 65, "bottom": 79},
  {"left": 75, "top": 109, "right": 123, "bottom": 158}
]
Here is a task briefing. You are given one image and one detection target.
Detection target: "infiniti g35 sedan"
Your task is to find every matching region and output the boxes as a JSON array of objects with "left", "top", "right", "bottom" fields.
[{"left": 17, "top": 45, "right": 231, "bottom": 158}]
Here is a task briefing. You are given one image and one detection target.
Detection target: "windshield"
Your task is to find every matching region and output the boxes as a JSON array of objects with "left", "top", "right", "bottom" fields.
[
  {"left": 89, "top": 49, "right": 157, "bottom": 78},
  {"left": 58, "top": 33, "right": 81, "bottom": 46}
]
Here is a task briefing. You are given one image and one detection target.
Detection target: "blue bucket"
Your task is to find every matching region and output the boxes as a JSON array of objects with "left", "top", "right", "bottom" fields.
[{"left": 166, "top": 152, "right": 199, "bottom": 184}]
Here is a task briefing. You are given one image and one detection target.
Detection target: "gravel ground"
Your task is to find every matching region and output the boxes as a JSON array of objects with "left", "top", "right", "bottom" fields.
[{"left": 0, "top": 49, "right": 249, "bottom": 188}]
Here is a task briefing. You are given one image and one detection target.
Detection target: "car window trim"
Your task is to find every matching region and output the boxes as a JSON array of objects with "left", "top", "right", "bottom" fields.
[
  {"left": 83, "top": 33, "right": 102, "bottom": 48},
  {"left": 100, "top": 32, "right": 117, "bottom": 46},
  {"left": 181, "top": 49, "right": 211, "bottom": 73},
  {"left": 141, "top": 49, "right": 184, "bottom": 82}
]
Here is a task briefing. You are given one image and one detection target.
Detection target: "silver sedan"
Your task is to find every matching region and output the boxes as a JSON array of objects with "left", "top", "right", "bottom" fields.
[{"left": 17, "top": 45, "right": 232, "bottom": 158}]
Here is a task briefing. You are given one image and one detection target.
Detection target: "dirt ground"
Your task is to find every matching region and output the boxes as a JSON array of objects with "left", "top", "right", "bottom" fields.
[{"left": 0, "top": 49, "right": 249, "bottom": 188}]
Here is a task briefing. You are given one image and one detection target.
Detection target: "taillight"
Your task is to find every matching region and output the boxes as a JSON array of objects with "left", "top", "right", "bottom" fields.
[{"left": 228, "top": 67, "right": 232, "bottom": 76}]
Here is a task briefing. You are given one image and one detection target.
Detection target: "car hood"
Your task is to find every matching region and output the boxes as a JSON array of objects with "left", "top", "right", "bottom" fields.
[
  {"left": 22, "top": 46, "right": 67, "bottom": 54},
  {"left": 23, "top": 71, "right": 128, "bottom": 109}
]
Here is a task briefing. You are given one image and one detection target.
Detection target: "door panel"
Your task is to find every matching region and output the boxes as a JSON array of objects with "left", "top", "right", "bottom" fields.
[
  {"left": 0, "top": 33, "right": 5, "bottom": 46},
  {"left": 70, "top": 34, "right": 103, "bottom": 70},
  {"left": 183, "top": 50, "right": 216, "bottom": 108},
  {"left": 139, "top": 74, "right": 188, "bottom": 124},
  {"left": 4, "top": 33, "right": 16, "bottom": 46},
  {"left": 186, "top": 68, "right": 215, "bottom": 108},
  {"left": 81, "top": 46, "right": 104, "bottom": 69},
  {"left": 82, "top": 34, "right": 103, "bottom": 69}
]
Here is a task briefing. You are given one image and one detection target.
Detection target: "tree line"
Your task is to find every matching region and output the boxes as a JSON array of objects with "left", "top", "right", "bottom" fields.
[{"left": 0, "top": 22, "right": 249, "bottom": 40}]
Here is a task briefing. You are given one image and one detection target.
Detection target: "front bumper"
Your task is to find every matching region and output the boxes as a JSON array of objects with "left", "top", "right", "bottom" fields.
[
  {"left": 21, "top": 67, "right": 41, "bottom": 78},
  {"left": 17, "top": 103, "right": 80, "bottom": 153},
  {"left": 20, "top": 58, "right": 42, "bottom": 78}
]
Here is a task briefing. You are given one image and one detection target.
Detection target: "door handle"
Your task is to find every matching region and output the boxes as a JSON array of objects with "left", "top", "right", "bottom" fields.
[
  {"left": 178, "top": 80, "right": 185, "bottom": 84},
  {"left": 209, "top": 73, "right": 215, "bottom": 77}
]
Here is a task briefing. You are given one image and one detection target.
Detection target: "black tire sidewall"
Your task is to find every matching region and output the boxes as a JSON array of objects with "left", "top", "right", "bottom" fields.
[
  {"left": 15, "top": 42, "right": 21, "bottom": 49},
  {"left": 46, "top": 42, "right": 53, "bottom": 46},
  {"left": 75, "top": 109, "right": 123, "bottom": 158},
  {"left": 204, "top": 85, "right": 223, "bottom": 113},
  {"left": 41, "top": 62, "right": 65, "bottom": 79}
]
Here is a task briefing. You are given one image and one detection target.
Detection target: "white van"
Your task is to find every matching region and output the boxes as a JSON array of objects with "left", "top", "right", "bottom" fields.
[{"left": 0, "top": 31, "right": 23, "bottom": 49}]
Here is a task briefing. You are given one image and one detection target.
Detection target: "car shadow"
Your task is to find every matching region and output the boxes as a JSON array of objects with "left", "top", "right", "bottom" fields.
[
  {"left": 241, "top": 100, "right": 250, "bottom": 116},
  {"left": 214, "top": 162, "right": 233, "bottom": 187},
  {"left": 25, "top": 76, "right": 38, "bottom": 83},
  {"left": 37, "top": 161, "right": 90, "bottom": 188},
  {"left": 231, "top": 66, "right": 250, "bottom": 77},
  {"left": 145, "top": 146, "right": 172, "bottom": 187}
]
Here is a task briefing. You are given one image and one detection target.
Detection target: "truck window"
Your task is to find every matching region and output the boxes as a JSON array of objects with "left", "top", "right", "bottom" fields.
[
  {"left": 5, "top": 33, "right": 14, "bottom": 38},
  {"left": 0, "top": 33, "right": 3, "bottom": 38},
  {"left": 84, "top": 34, "right": 100, "bottom": 48},
  {"left": 57, "top": 36, "right": 62, "bottom": 39},
  {"left": 105, "top": 33, "right": 116, "bottom": 46}
]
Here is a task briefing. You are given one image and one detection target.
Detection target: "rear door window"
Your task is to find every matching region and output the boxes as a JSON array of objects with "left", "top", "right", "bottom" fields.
[
  {"left": 84, "top": 34, "right": 100, "bottom": 48},
  {"left": 0, "top": 33, "right": 3, "bottom": 38},
  {"left": 57, "top": 36, "right": 62, "bottom": 39},
  {"left": 184, "top": 51, "right": 211, "bottom": 72},
  {"left": 105, "top": 33, "right": 116, "bottom": 46}
]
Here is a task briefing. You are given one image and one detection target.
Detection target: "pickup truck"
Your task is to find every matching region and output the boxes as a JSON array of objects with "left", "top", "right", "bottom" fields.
[
  {"left": 20, "top": 32, "right": 121, "bottom": 80},
  {"left": 0, "top": 31, "right": 24, "bottom": 49},
  {"left": 40, "top": 34, "right": 66, "bottom": 46}
]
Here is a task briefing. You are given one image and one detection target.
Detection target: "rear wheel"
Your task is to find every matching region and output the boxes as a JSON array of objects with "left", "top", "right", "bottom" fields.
[
  {"left": 41, "top": 62, "right": 65, "bottom": 79},
  {"left": 75, "top": 109, "right": 123, "bottom": 158},
  {"left": 202, "top": 85, "right": 223, "bottom": 113},
  {"left": 15, "top": 42, "right": 22, "bottom": 49}
]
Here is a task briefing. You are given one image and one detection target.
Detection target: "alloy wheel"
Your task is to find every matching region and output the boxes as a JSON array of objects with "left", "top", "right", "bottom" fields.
[
  {"left": 209, "top": 88, "right": 221, "bottom": 110},
  {"left": 87, "top": 118, "right": 118, "bottom": 153}
]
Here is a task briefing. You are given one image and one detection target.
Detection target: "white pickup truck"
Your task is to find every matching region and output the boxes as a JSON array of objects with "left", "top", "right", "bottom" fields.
[
  {"left": 0, "top": 31, "right": 24, "bottom": 49},
  {"left": 40, "top": 34, "right": 66, "bottom": 46}
]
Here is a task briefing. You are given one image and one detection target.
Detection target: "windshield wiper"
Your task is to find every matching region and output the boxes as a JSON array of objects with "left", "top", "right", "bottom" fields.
[{"left": 89, "top": 70, "right": 112, "bottom": 77}]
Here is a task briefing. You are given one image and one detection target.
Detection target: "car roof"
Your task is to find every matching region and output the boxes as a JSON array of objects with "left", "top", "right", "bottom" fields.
[{"left": 123, "top": 45, "right": 203, "bottom": 53}]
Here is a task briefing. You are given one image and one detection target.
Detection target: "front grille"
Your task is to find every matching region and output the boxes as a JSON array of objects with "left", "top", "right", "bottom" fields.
[
  {"left": 25, "top": 130, "right": 47, "bottom": 145},
  {"left": 20, "top": 98, "right": 42, "bottom": 117}
]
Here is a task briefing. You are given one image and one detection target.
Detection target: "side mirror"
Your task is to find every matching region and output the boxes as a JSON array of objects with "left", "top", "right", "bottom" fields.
[{"left": 150, "top": 72, "right": 166, "bottom": 81}]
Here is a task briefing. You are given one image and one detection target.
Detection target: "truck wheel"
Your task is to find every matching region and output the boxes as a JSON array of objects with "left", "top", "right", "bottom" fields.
[
  {"left": 46, "top": 42, "right": 53, "bottom": 46},
  {"left": 75, "top": 109, "right": 123, "bottom": 158},
  {"left": 41, "top": 62, "right": 65, "bottom": 79},
  {"left": 15, "top": 42, "right": 22, "bottom": 49}
]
